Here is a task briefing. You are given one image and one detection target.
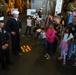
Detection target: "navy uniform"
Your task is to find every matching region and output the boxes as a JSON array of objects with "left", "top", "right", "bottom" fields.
[
  {"left": 6, "top": 9, "right": 22, "bottom": 55},
  {"left": 0, "top": 16, "right": 11, "bottom": 70}
]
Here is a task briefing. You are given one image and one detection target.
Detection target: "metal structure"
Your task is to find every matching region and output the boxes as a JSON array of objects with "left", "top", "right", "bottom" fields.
[{"left": 31, "top": 0, "right": 56, "bottom": 15}]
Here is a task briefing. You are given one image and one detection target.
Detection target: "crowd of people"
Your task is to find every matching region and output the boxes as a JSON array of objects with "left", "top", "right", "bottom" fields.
[
  {"left": 0, "top": 7, "right": 76, "bottom": 71},
  {"left": 23, "top": 10, "right": 76, "bottom": 66}
]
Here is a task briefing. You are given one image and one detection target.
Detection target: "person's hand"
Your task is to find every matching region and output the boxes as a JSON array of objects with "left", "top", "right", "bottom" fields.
[
  {"left": 19, "top": 29, "right": 21, "bottom": 32},
  {"left": 11, "top": 31, "right": 16, "bottom": 35},
  {"left": 2, "top": 45, "right": 7, "bottom": 50},
  {"left": 5, "top": 44, "right": 9, "bottom": 47}
]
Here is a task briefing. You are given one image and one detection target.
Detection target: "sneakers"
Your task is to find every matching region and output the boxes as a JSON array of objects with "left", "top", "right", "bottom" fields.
[
  {"left": 44, "top": 53, "right": 49, "bottom": 58},
  {"left": 46, "top": 55, "right": 51, "bottom": 60},
  {"left": 58, "top": 56, "right": 66, "bottom": 65},
  {"left": 44, "top": 53, "right": 51, "bottom": 60},
  {"left": 58, "top": 56, "right": 63, "bottom": 60}
]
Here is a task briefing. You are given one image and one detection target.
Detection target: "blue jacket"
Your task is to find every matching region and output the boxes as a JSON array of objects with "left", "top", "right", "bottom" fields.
[{"left": 68, "top": 15, "right": 73, "bottom": 25}]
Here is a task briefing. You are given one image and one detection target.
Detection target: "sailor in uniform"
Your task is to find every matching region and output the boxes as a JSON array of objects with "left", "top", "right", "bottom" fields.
[
  {"left": 0, "top": 15, "right": 11, "bottom": 70},
  {"left": 5, "top": 9, "right": 22, "bottom": 55}
]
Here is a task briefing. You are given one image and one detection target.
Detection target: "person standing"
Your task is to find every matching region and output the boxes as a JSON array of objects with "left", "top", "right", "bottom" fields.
[
  {"left": 45, "top": 24, "right": 56, "bottom": 60},
  {"left": 68, "top": 11, "right": 76, "bottom": 25},
  {"left": 67, "top": 16, "right": 76, "bottom": 59},
  {"left": 58, "top": 27, "right": 73, "bottom": 65},
  {"left": 53, "top": 16, "right": 61, "bottom": 55},
  {"left": 5, "top": 9, "right": 22, "bottom": 55},
  {"left": 38, "top": 8, "right": 43, "bottom": 18},
  {"left": 45, "top": 13, "right": 53, "bottom": 31},
  {"left": 0, "top": 15, "right": 12, "bottom": 70},
  {"left": 23, "top": 16, "right": 32, "bottom": 37}
]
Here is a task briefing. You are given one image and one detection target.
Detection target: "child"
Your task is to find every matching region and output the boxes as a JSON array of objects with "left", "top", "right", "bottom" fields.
[
  {"left": 39, "top": 27, "right": 47, "bottom": 47},
  {"left": 23, "top": 16, "right": 32, "bottom": 36},
  {"left": 33, "top": 20, "right": 40, "bottom": 38},
  {"left": 0, "top": 16, "right": 12, "bottom": 70},
  {"left": 45, "top": 23, "right": 56, "bottom": 60},
  {"left": 58, "top": 27, "right": 73, "bottom": 65}
]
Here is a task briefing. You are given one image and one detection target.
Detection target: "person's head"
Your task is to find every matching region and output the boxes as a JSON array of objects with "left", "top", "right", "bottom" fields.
[
  {"left": 13, "top": 14, "right": 19, "bottom": 18},
  {"left": 53, "top": 16, "right": 57, "bottom": 20},
  {"left": 0, "top": 16, "right": 4, "bottom": 28},
  {"left": 48, "top": 13, "right": 52, "bottom": 17},
  {"left": 72, "top": 16, "right": 76, "bottom": 25},
  {"left": 65, "top": 27, "right": 71, "bottom": 38},
  {"left": 60, "top": 15, "right": 64, "bottom": 19},
  {"left": 65, "top": 27, "right": 71, "bottom": 33},
  {"left": 41, "top": 27, "right": 45, "bottom": 32},
  {"left": 11, "top": 9, "right": 19, "bottom": 18},
  {"left": 49, "top": 23, "right": 54, "bottom": 29},
  {"left": 72, "top": 11, "right": 76, "bottom": 16},
  {"left": 28, "top": 16, "right": 31, "bottom": 19},
  {"left": 58, "top": 13, "right": 63, "bottom": 18},
  {"left": 53, "top": 16, "right": 59, "bottom": 24},
  {"left": 40, "top": 8, "right": 43, "bottom": 12},
  {"left": 48, "top": 13, "right": 51, "bottom": 16},
  {"left": 35, "top": 12, "right": 38, "bottom": 16}
]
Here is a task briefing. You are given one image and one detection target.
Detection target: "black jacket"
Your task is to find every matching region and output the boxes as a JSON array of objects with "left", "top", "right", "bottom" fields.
[
  {"left": 0, "top": 28, "right": 9, "bottom": 49},
  {"left": 5, "top": 17, "right": 22, "bottom": 33}
]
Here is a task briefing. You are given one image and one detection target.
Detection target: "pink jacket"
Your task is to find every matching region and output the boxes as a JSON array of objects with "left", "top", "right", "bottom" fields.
[{"left": 46, "top": 28, "right": 56, "bottom": 43}]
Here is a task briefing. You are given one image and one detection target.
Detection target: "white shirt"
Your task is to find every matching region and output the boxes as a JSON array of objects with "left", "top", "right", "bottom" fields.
[
  {"left": 33, "top": 15, "right": 38, "bottom": 19},
  {"left": 40, "top": 32, "right": 46, "bottom": 39},
  {"left": 15, "top": 18, "right": 18, "bottom": 21},
  {"left": 11, "top": 17, "right": 18, "bottom": 21},
  {"left": 0, "top": 28, "right": 2, "bottom": 32},
  {"left": 27, "top": 19, "right": 32, "bottom": 27},
  {"left": 64, "top": 33, "right": 73, "bottom": 42}
]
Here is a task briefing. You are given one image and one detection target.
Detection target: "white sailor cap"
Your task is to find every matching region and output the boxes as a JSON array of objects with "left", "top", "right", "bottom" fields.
[
  {"left": 0, "top": 16, "right": 4, "bottom": 23},
  {"left": 11, "top": 8, "right": 19, "bottom": 15}
]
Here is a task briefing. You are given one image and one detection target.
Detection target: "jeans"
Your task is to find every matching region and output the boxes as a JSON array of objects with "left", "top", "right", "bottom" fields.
[
  {"left": 38, "top": 38, "right": 47, "bottom": 48},
  {"left": 24, "top": 26, "right": 31, "bottom": 35},
  {"left": 47, "top": 41, "right": 53, "bottom": 57},
  {"left": 67, "top": 39, "right": 76, "bottom": 58},
  {"left": 61, "top": 49, "right": 67, "bottom": 60}
]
